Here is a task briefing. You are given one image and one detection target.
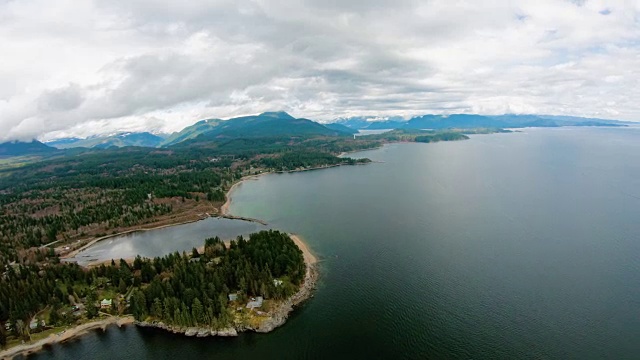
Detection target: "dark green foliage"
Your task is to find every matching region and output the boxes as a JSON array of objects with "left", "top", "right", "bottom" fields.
[
  {"left": 0, "top": 261, "right": 85, "bottom": 325},
  {"left": 49, "top": 302, "right": 61, "bottom": 326},
  {"left": 255, "top": 151, "right": 369, "bottom": 171},
  {"left": 129, "top": 230, "right": 305, "bottom": 326},
  {"left": 86, "top": 291, "right": 98, "bottom": 319},
  {"left": 0, "top": 324, "right": 6, "bottom": 348},
  {"left": 415, "top": 133, "right": 469, "bottom": 143},
  {"left": 0, "top": 230, "right": 305, "bottom": 330}
]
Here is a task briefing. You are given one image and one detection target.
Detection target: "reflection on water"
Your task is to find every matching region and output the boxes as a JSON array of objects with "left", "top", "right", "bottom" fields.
[{"left": 64, "top": 217, "right": 268, "bottom": 265}]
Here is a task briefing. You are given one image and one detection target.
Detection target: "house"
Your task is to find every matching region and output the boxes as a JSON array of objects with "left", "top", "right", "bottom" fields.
[
  {"left": 100, "top": 299, "right": 113, "bottom": 309},
  {"left": 228, "top": 293, "right": 238, "bottom": 301},
  {"left": 246, "top": 296, "right": 264, "bottom": 309},
  {"left": 29, "top": 319, "right": 44, "bottom": 330}
]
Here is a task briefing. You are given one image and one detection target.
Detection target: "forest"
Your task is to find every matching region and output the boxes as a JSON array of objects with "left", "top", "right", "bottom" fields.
[
  {"left": 0, "top": 230, "right": 304, "bottom": 345},
  {"left": 0, "top": 135, "right": 378, "bottom": 267}
]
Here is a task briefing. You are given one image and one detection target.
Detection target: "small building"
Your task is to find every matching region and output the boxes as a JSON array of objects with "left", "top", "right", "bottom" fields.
[
  {"left": 228, "top": 293, "right": 238, "bottom": 302},
  {"left": 246, "top": 296, "right": 264, "bottom": 309},
  {"left": 100, "top": 299, "right": 113, "bottom": 309},
  {"left": 273, "top": 279, "right": 283, "bottom": 287},
  {"left": 29, "top": 319, "right": 44, "bottom": 330}
]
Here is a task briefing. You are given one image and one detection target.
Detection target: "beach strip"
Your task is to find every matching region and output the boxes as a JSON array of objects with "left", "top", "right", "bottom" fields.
[{"left": 0, "top": 316, "right": 134, "bottom": 360}]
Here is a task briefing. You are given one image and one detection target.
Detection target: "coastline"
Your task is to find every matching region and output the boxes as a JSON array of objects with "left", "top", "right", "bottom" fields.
[
  {"left": 135, "top": 233, "right": 318, "bottom": 336},
  {"left": 0, "top": 316, "right": 134, "bottom": 360},
  {"left": 18, "top": 158, "right": 337, "bottom": 357},
  {"left": 61, "top": 150, "right": 375, "bottom": 262},
  {"left": 1, "top": 234, "right": 318, "bottom": 358},
  {"left": 221, "top": 158, "right": 374, "bottom": 216},
  {"left": 220, "top": 174, "right": 264, "bottom": 215}
]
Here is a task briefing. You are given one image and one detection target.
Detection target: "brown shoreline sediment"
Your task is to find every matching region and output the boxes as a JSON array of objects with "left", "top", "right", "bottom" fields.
[{"left": 0, "top": 316, "right": 134, "bottom": 360}]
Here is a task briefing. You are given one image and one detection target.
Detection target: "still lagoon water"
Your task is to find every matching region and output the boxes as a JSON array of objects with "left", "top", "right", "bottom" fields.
[{"left": 29, "top": 127, "right": 640, "bottom": 359}]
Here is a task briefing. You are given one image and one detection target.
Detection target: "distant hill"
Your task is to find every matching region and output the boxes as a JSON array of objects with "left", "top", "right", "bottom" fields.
[
  {"left": 47, "top": 132, "right": 166, "bottom": 149},
  {"left": 170, "top": 111, "right": 348, "bottom": 146},
  {"left": 405, "top": 114, "right": 508, "bottom": 129},
  {"left": 323, "top": 123, "right": 359, "bottom": 134},
  {"left": 334, "top": 116, "right": 406, "bottom": 130},
  {"left": 332, "top": 114, "right": 628, "bottom": 130},
  {"left": 0, "top": 140, "right": 58, "bottom": 156},
  {"left": 364, "top": 120, "right": 406, "bottom": 130},
  {"left": 160, "top": 119, "right": 222, "bottom": 147}
]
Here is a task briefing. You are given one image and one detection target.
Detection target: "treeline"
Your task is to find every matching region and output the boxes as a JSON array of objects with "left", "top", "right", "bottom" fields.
[
  {"left": 255, "top": 151, "right": 369, "bottom": 171},
  {"left": 0, "top": 230, "right": 305, "bottom": 340},
  {"left": 414, "top": 132, "right": 469, "bottom": 143},
  {"left": 362, "top": 129, "right": 466, "bottom": 142}
]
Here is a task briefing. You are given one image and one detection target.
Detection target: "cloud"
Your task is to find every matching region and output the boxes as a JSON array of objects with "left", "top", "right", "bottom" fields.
[{"left": 0, "top": 0, "right": 639, "bottom": 141}]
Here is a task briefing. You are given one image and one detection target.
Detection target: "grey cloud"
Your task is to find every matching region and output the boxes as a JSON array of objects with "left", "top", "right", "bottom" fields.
[
  {"left": 37, "top": 84, "right": 85, "bottom": 112},
  {"left": 1, "top": 0, "right": 640, "bottom": 141}
]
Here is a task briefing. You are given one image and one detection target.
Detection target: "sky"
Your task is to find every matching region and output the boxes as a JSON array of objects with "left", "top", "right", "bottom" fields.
[{"left": 1, "top": 0, "right": 639, "bottom": 141}]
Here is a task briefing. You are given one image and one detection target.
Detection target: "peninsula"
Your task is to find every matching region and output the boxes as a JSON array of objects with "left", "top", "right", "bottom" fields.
[
  {"left": 0, "top": 230, "right": 317, "bottom": 359},
  {"left": 0, "top": 110, "right": 509, "bottom": 357}
]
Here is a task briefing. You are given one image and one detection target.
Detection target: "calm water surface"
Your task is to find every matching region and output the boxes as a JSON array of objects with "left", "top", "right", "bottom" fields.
[
  {"left": 29, "top": 127, "right": 640, "bottom": 359},
  {"left": 64, "top": 217, "right": 268, "bottom": 266}
]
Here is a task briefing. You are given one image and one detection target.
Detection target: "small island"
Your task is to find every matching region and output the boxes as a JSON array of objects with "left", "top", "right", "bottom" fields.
[{"left": 0, "top": 230, "right": 318, "bottom": 358}]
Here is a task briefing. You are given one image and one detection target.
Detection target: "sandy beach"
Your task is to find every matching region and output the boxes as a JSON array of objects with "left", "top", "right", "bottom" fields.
[
  {"left": 0, "top": 316, "right": 134, "bottom": 360},
  {"left": 290, "top": 234, "right": 317, "bottom": 265}
]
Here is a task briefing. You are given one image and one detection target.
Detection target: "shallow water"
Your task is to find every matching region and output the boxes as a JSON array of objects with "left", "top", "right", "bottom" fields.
[{"left": 64, "top": 217, "right": 268, "bottom": 266}]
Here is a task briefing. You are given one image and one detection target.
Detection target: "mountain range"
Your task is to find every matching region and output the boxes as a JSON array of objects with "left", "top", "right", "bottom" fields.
[
  {"left": 46, "top": 132, "right": 166, "bottom": 149},
  {"left": 163, "top": 111, "right": 350, "bottom": 147},
  {"left": 334, "top": 114, "right": 628, "bottom": 130},
  {"left": 0, "top": 140, "right": 58, "bottom": 157},
  {"left": 0, "top": 111, "right": 630, "bottom": 157}
]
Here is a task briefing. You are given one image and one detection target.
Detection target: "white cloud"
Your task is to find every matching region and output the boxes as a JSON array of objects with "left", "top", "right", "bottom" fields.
[{"left": 0, "top": 0, "right": 639, "bottom": 141}]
